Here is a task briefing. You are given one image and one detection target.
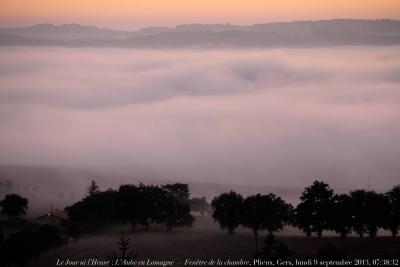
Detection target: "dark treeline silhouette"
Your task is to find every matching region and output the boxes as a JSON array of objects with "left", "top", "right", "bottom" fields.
[
  {"left": 211, "top": 191, "right": 292, "bottom": 254},
  {"left": 211, "top": 180, "right": 400, "bottom": 253},
  {"left": 66, "top": 182, "right": 195, "bottom": 232},
  {"left": 294, "top": 181, "right": 400, "bottom": 239}
]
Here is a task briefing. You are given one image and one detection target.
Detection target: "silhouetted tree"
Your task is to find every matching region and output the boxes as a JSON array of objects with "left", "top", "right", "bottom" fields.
[
  {"left": 118, "top": 183, "right": 188, "bottom": 230},
  {"left": 211, "top": 191, "right": 243, "bottom": 235},
  {"left": 260, "top": 194, "right": 292, "bottom": 236},
  {"left": 117, "top": 185, "right": 142, "bottom": 229},
  {"left": 386, "top": 185, "right": 400, "bottom": 237},
  {"left": 87, "top": 180, "right": 100, "bottom": 196},
  {"left": 109, "top": 232, "right": 137, "bottom": 267},
  {"left": 69, "top": 183, "right": 195, "bottom": 232},
  {"left": 162, "top": 183, "right": 190, "bottom": 203},
  {"left": 329, "top": 194, "right": 353, "bottom": 238},
  {"left": 295, "top": 181, "right": 334, "bottom": 237},
  {"left": 189, "top": 197, "right": 211, "bottom": 216},
  {"left": 0, "top": 194, "right": 28, "bottom": 217},
  {"left": 162, "top": 194, "right": 195, "bottom": 230},
  {"left": 349, "top": 190, "right": 368, "bottom": 238},
  {"left": 143, "top": 184, "right": 167, "bottom": 229},
  {"left": 241, "top": 194, "right": 291, "bottom": 254},
  {"left": 241, "top": 194, "right": 267, "bottom": 254},
  {"left": 67, "top": 189, "right": 118, "bottom": 229},
  {"left": 294, "top": 201, "right": 313, "bottom": 237},
  {"left": 349, "top": 190, "right": 390, "bottom": 238},
  {"left": 365, "top": 192, "right": 390, "bottom": 238},
  {"left": 160, "top": 183, "right": 194, "bottom": 230}
]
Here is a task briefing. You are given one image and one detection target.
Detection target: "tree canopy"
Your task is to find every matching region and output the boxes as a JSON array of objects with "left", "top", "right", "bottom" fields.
[
  {"left": 295, "top": 181, "right": 334, "bottom": 237},
  {"left": 0, "top": 194, "right": 28, "bottom": 217},
  {"left": 386, "top": 185, "right": 400, "bottom": 237},
  {"left": 67, "top": 182, "right": 194, "bottom": 232},
  {"left": 211, "top": 191, "right": 243, "bottom": 235}
]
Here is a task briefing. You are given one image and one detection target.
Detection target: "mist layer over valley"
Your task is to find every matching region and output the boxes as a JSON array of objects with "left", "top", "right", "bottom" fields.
[{"left": 0, "top": 46, "right": 399, "bottom": 210}]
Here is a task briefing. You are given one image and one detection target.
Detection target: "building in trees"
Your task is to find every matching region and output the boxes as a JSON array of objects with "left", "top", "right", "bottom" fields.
[{"left": 36, "top": 210, "right": 69, "bottom": 227}]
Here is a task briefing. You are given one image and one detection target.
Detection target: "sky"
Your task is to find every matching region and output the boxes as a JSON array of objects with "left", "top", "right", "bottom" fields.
[
  {"left": 1, "top": 0, "right": 400, "bottom": 29},
  {"left": 0, "top": 47, "right": 399, "bottom": 189}
]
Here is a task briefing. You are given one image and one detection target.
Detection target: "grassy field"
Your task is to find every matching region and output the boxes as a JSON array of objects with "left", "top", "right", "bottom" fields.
[{"left": 29, "top": 216, "right": 400, "bottom": 267}]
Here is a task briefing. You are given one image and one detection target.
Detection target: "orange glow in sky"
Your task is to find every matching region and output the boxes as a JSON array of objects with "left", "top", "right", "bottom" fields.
[{"left": 1, "top": 0, "right": 399, "bottom": 29}]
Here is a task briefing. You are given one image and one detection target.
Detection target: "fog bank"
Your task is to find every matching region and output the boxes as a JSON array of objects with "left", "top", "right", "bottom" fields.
[{"left": 0, "top": 47, "right": 399, "bottom": 189}]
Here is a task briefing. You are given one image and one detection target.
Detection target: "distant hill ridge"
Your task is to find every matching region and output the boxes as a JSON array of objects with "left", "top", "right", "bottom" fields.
[{"left": 1, "top": 19, "right": 400, "bottom": 48}]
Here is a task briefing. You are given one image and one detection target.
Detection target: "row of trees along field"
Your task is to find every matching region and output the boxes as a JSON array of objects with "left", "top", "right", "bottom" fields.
[
  {"left": 211, "top": 181, "right": 400, "bottom": 252},
  {"left": 66, "top": 182, "right": 195, "bottom": 231},
  {"left": 1, "top": 180, "right": 400, "bottom": 241},
  {"left": 1, "top": 180, "right": 400, "bottom": 263}
]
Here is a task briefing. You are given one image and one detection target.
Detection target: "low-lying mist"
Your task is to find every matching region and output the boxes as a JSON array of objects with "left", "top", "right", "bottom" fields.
[{"left": 0, "top": 46, "right": 399, "bottom": 190}]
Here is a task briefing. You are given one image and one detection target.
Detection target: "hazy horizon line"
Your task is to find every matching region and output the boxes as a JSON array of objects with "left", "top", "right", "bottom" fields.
[{"left": 2, "top": 17, "right": 399, "bottom": 31}]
